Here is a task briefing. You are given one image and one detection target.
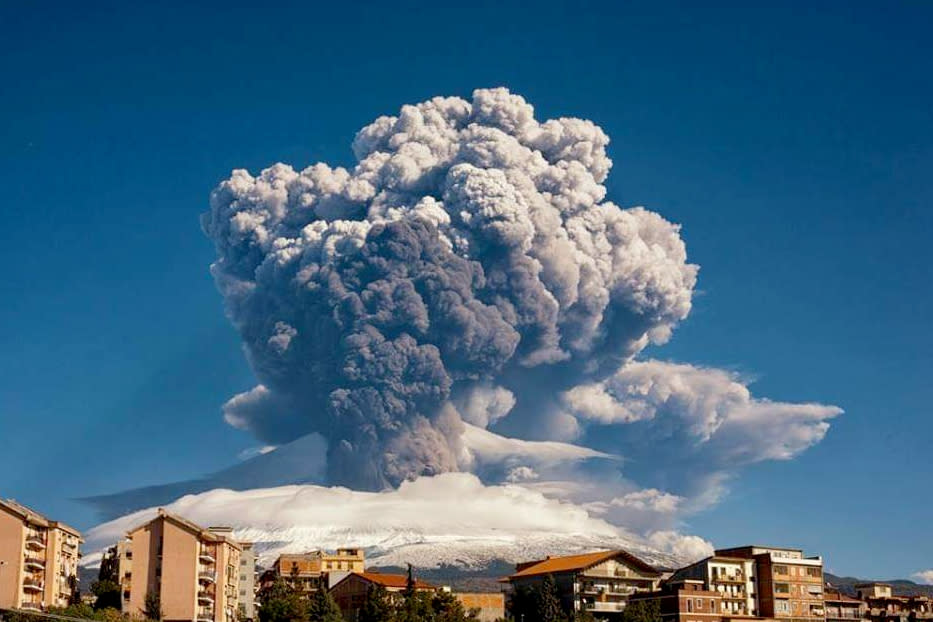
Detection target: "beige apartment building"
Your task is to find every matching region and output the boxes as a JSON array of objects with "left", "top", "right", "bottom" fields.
[
  {"left": 267, "top": 548, "right": 365, "bottom": 594},
  {"left": 235, "top": 541, "right": 257, "bottom": 622},
  {"left": 716, "top": 546, "right": 824, "bottom": 622},
  {"left": 120, "top": 510, "right": 242, "bottom": 622},
  {"left": 667, "top": 555, "right": 757, "bottom": 617},
  {"left": 0, "top": 499, "right": 83, "bottom": 612}
]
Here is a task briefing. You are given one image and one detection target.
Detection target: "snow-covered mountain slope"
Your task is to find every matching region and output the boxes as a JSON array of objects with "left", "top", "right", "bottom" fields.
[{"left": 81, "top": 473, "right": 685, "bottom": 571}]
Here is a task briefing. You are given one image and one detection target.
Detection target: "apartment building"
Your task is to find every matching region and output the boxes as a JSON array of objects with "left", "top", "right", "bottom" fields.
[
  {"left": 856, "top": 583, "right": 933, "bottom": 622},
  {"left": 120, "top": 510, "right": 242, "bottom": 622},
  {"left": 0, "top": 499, "right": 83, "bottom": 612},
  {"left": 504, "top": 550, "right": 662, "bottom": 620},
  {"left": 267, "top": 548, "right": 365, "bottom": 595},
  {"left": 629, "top": 579, "right": 724, "bottom": 622},
  {"left": 329, "top": 571, "right": 435, "bottom": 621},
  {"left": 667, "top": 555, "right": 757, "bottom": 617},
  {"left": 235, "top": 542, "right": 257, "bottom": 622},
  {"left": 824, "top": 587, "right": 867, "bottom": 622},
  {"left": 716, "top": 546, "right": 824, "bottom": 622}
]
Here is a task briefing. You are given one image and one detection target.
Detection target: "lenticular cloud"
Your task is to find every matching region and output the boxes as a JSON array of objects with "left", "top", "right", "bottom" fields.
[{"left": 202, "top": 87, "right": 831, "bottom": 497}]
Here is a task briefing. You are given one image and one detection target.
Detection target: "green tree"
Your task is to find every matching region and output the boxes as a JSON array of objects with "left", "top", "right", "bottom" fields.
[
  {"left": 92, "top": 546, "right": 122, "bottom": 611},
  {"left": 359, "top": 584, "right": 394, "bottom": 622},
  {"left": 258, "top": 578, "right": 308, "bottom": 622},
  {"left": 534, "top": 575, "right": 564, "bottom": 622},
  {"left": 307, "top": 587, "right": 343, "bottom": 622},
  {"left": 621, "top": 598, "right": 661, "bottom": 622},
  {"left": 98, "top": 547, "right": 119, "bottom": 583},
  {"left": 431, "top": 590, "right": 478, "bottom": 622},
  {"left": 396, "top": 565, "right": 432, "bottom": 622},
  {"left": 144, "top": 590, "right": 163, "bottom": 621},
  {"left": 68, "top": 574, "right": 83, "bottom": 606},
  {"left": 91, "top": 580, "right": 122, "bottom": 612},
  {"left": 52, "top": 603, "right": 97, "bottom": 619},
  {"left": 506, "top": 585, "right": 533, "bottom": 622}
]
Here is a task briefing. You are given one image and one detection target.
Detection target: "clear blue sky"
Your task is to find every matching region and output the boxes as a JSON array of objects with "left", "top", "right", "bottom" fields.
[{"left": 1, "top": 1, "right": 931, "bottom": 579}]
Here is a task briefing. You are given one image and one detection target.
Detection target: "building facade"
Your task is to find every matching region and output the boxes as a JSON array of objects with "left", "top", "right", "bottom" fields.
[
  {"left": 629, "top": 579, "right": 724, "bottom": 622},
  {"left": 504, "top": 550, "right": 662, "bottom": 620},
  {"left": 667, "top": 555, "right": 757, "bottom": 617},
  {"left": 268, "top": 549, "right": 365, "bottom": 595},
  {"left": 329, "top": 571, "right": 435, "bottom": 621},
  {"left": 120, "top": 510, "right": 242, "bottom": 622},
  {"left": 824, "top": 588, "right": 868, "bottom": 622},
  {"left": 236, "top": 542, "right": 257, "bottom": 622},
  {"left": 0, "top": 499, "right": 83, "bottom": 612},
  {"left": 716, "top": 546, "right": 824, "bottom": 622}
]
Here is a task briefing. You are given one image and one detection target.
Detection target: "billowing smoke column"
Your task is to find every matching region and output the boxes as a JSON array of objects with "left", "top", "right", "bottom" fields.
[{"left": 202, "top": 88, "right": 698, "bottom": 490}]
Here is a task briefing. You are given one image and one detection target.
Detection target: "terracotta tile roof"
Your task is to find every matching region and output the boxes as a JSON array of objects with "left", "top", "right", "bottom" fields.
[
  {"left": 356, "top": 572, "right": 435, "bottom": 590},
  {"left": 509, "top": 550, "right": 660, "bottom": 579}
]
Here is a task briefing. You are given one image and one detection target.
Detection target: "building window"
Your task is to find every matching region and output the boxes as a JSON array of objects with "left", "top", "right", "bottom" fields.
[{"left": 774, "top": 565, "right": 788, "bottom": 575}]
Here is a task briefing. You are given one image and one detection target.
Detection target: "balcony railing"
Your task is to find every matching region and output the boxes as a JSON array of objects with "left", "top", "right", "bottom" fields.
[
  {"left": 20, "top": 602, "right": 42, "bottom": 611},
  {"left": 199, "top": 592, "right": 215, "bottom": 605},
  {"left": 26, "top": 536, "right": 47, "bottom": 550},
  {"left": 584, "top": 602, "right": 626, "bottom": 612},
  {"left": 24, "top": 557, "right": 46, "bottom": 570},
  {"left": 23, "top": 578, "right": 44, "bottom": 592},
  {"left": 199, "top": 571, "right": 217, "bottom": 583},
  {"left": 199, "top": 550, "right": 217, "bottom": 564}
]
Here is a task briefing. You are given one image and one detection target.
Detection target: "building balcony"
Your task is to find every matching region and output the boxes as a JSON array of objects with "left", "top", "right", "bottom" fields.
[
  {"left": 199, "top": 550, "right": 217, "bottom": 564},
  {"left": 199, "top": 591, "right": 215, "bottom": 605},
  {"left": 584, "top": 602, "right": 626, "bottom": 613},
  {"left": 198, "top": 608, "right": 215, "bottom": 622},
  {"left": 24, "top": 557, "right": 46, "bottom": 571},
  {"left": 714, "top": 575, "right": 746, "bottom": 584},
  {"left": 23, "top": 578, "right": 44, "bottom": 592},
  {"left": 25, "top": 536, "right": 47, "bottom": 550},
  {"left": 199, "top": 571, "right": 217, "bottom": 584},
  {"left": 20, "top": 602, "right": 42, "bottom": 612}
]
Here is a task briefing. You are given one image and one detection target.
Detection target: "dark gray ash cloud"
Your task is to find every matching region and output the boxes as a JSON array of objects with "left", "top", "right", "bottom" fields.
[{"left": 202, "top": 87, "right": 700, "bottom": 490}]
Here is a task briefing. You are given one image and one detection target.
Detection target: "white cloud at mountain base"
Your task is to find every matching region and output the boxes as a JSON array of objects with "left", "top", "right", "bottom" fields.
[
  {"left": 83, "top": 473, "right": 708, "bottom": 569},
  {"left": 914, "top": 570, "right": 933, "bottom": 585}
]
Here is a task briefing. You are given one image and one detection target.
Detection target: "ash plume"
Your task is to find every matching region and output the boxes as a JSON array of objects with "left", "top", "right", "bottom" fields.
[{"left": 201, "top": 88, "right": 698, "bottom": 490}]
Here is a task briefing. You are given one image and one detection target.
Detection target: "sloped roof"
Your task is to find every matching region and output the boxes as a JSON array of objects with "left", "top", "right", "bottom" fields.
[
  {"left": 1, "top": 499, "right": 83, "bottom": 540},
  {"left": 340, "top": 571, "right": 435, "bottom": 590},
  {"left": 126, "top": 509, "right": 240, "bottom": 549},
  {"left": 0, "top": 498, "right": 50, "bottom": 527},
  {"left": 509, "top": 550, "right": 660, "bottom": 579}
]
